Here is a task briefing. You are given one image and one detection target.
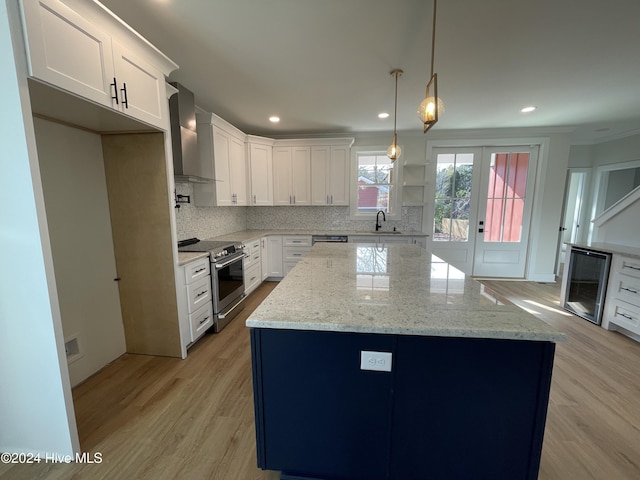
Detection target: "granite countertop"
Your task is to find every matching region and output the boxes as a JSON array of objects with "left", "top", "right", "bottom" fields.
[
  {"left": 209, "top": 229, "right": 428, "bottom": 244},
  {"left": 246, "top": 243, "right": 566, "bottom": 342},
  {"left": 568, "top": 242, "right": 640, "bottom": 258},
  {"left": 177, "top": 229, "right": 428, "bottom": 265},
  {"left": 177, "top": 251, "right": 209, "bottom": 266}
]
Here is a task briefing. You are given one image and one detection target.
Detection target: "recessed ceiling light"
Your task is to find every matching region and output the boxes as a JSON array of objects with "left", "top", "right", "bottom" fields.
[
  {"left": 378, "top": 112, "right": 390, "bottom": 119},
  {"left": 269, "top": 116, "right": 280, "bottom": 123},
  {"left": 520, "top": 106, "right": 536, "bottom": 113}
]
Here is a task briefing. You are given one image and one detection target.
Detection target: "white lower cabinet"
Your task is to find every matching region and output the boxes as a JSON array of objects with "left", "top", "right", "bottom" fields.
[
  {"left": 181, "top": 257, "right": 214, "bottom": 344},
  {"left": 603, "top": 254, "right": 640, "bottom": 338},
  {"left": 266, "top": 236, "right": 284, "bottom": 278},
  {"left": 190, "top": 303, "right": 214, "bottom": 343},
  {"left": 244, "top": 238, "right": 263, "bottom": 295},
  {"left": 261, "top": 237, "right": 269, "bottom": 281},
  {"left": 283, "top": 235, "right": 312, "bottom": 273},
  {"left": 348, "top": 235, "right": 426, "bottom": 245}
]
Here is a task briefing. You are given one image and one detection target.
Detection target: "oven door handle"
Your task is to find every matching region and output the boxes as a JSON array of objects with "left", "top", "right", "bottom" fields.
[{"left": 214, "top": 253, "right": 245, "bottom": 269}]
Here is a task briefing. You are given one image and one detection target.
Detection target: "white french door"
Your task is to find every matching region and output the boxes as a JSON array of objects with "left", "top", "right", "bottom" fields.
[
  {"left": 472, "top": 146, "right": 538, "bottom": 277},
  {"left": 429, "top": 148, "right": 482, "bottom": 274},
  {"left": 430, "top": 145, "right": 539, "bottom": 278}
]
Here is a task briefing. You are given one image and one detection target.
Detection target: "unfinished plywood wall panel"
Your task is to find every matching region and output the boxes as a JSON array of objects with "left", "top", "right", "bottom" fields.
[{"left": 102, "top": 132, "right": 181, "bottom": 357}]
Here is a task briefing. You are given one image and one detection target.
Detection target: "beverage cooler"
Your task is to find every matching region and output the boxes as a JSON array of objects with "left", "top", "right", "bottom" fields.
[{"left": 561, "top": 246, "right": 611, "bottom": 325}]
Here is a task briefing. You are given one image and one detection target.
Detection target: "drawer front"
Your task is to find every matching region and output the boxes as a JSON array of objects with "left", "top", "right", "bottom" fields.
[
  {"left": 190, "top": 302, "right": 214, "bottom": 342},
  {"left": 244, "top": 240, "right": 262, "bottom": 268},
  {"left": 611, "top": 273, "right": 640, "bottom": 306},
  {"left": 186, "top": 276, "right": 212, "bottom": 313},
  {"left": 619, "top": 256, "right": 640, "bottom": 279},
  {"left": 184, "top": 257, "right": 210, "bottom": 284},
  {"left": 249, "top": 238, "right": 262, "bottom": 252},
  {"left": 608, "top": 299, "right": 640, "bottom": 334},
  {"left": 283, "top": 246, "right": 311, "bottom": 262},
  {"left": 283, "top": 235, "right": 312, "bottom": 247},
  {"left": 245, "top": 262, "right": 262, "bottom": 295}
]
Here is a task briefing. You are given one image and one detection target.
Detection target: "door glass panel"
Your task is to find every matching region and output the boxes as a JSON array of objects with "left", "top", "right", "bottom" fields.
[
  {"left": 485, "top": 152, "right": 529, "bottom": 243},
  {"left": 434, "top": 153, "right": 473, "bottom": 242}
]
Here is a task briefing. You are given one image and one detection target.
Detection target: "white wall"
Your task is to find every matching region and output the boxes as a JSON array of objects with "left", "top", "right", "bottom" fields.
[
  {"left": 589, "top": 133, "right": 640, "bottom": 247},
  {"left": 0, "top": 0, "right": 78, "bottom": 456},
  {"left": 34, "top": 118, "right": 127, "bottom": 387},
  {"left": 528, "top": 133, "right": 571, "bottom": 281}
]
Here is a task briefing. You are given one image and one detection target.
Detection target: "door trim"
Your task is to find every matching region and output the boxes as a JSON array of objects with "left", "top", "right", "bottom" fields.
[{"left": 425, "top": 137, "right": 551, "bottom": 280}]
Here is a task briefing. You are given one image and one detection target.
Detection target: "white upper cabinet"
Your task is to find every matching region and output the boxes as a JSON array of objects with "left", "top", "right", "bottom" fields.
[
  {"left": 111, "top": 41, "right": 166, "bottom": 129},
  {"left": 21, "top": 0, "right": 115, "bottom": 106},
  {"left": 273, "top": 146, "right": 311, "bottom": 206},
  {"left": 311, "top": 142, "right": 353, "bottom": 206},
  {"left": 229, "top": 136, "right": 248, "bottom": 204},
  {"left": 195, "top": 113, "right": 247, "bottom": 207},
  {"left": 248, "top": 136, "right": 274, "bottom": 206},
  {"left": 311, "top": 146, "right": 330, "bottom": 205},
  {"left": 328, "top": 145, "right": 350, "bottom": 205},
  {"left": 19, "top": 0, "right": 177, "bottom": 130}
]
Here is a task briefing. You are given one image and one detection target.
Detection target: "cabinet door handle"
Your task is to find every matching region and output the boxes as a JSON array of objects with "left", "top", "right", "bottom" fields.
[
  {"left": 618, "top": 312, "right": 636, "bottom": 321},
  {"left": 110, "top": 77, "right": 119, "bottom": 105},
  {"left": 199, "top": 316, "right": 210, "bottom": 325},
  {"left": 194, "top": 267, "right": 206, "bottom": 274},
  {"left": 330, "top": 195, "right": 333, "bottom": 204},
  {"left": 624, "top": 264, "right": 640, "bottom": 271},
  {"left": 121, "top": 82, "right": 128, "bottom": 108},
  {"left": 253, "top": 194, "right": 257, "bottom": 204},
  {"left": 327, "top": 195, "right": 329, "bottom": 204},
  {"left": 293, "top": 195, "right": 296, "bottom": 204},
  {"left": 621, "top": 286, "right": 639, "bottom": 294},
  {"left": 195, "top": 290, "right": 207, "bottom": 298}
]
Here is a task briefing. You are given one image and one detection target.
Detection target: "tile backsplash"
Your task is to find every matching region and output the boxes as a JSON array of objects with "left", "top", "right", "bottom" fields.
[
  {"left": 174, "top": 183, "right": 247, "bottom": 240},
  {"left": 246, "top": 206, "right": 422, "bottom": 232},
  {"left": 175, "top": 183, "right": 423, "bottom": 240}
]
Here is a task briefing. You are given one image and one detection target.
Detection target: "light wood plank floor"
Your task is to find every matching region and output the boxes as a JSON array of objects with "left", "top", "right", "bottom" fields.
[{"left": 2, "top": 279, "right": 639, "bottom": 479}]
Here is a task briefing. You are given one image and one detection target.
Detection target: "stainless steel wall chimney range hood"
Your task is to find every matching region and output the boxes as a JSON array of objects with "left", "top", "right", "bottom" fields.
[{"left": 169, "top": 82, "right": 211, "bottom": 183}]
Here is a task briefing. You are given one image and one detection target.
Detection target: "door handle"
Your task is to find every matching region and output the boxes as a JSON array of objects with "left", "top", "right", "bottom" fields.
[
  {"left": 478, "top": 228, "right": 484, "bottom": 233},
  {"left": 121, "top": 83, "right": 128, "bottom": 108},
  {"left": 110, "top": 78, "right": 119, "bottom": 104}
]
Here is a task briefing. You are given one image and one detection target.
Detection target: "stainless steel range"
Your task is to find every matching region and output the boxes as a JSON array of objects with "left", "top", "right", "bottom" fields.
[{"left": 178, "top": 238, "right": 246, "bottom": 332}]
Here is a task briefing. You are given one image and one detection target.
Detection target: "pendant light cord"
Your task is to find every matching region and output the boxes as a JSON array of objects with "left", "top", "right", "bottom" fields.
[
  {"left": 430, "top": 0, "right": 437, "bottom": 77},
  {"left": 393, "top": 71, "right": 399, "bottom": 138}
]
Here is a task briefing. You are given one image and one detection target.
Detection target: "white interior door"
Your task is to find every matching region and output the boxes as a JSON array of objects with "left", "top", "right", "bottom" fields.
[
  {"left": 557, "top": 169, "right": 588, "bottom": 273},
  {"left": 472, "top": 146, "right": 539, "bottom": 278}
]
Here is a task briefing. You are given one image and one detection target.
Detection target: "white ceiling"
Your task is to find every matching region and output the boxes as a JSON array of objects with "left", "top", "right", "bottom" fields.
[{"left": 100, "top": 0, "right": 640, "bottom": 144}]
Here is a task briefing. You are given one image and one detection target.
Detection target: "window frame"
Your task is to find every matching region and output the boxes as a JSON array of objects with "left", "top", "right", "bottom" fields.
[{"left": 349, "top": 146, "right": 403, "bottom": 220}]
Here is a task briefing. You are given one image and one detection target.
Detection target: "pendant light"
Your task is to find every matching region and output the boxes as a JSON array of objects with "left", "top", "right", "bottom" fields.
[
  {"left": 387, "top": 69, "right": 403, "bottom": 161},
  {"left": 417, "top": 0, "right": 444, "bottom": 133}
]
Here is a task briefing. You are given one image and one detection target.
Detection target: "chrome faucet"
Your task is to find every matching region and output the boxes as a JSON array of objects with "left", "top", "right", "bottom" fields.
[{"left": 375, "top": 210, "right": 386, "bottom": 231}]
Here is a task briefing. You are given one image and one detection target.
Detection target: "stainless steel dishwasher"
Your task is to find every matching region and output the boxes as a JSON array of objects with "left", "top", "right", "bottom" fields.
[{"left": 311, "top": 235, "right": 348, "bottom": 245}]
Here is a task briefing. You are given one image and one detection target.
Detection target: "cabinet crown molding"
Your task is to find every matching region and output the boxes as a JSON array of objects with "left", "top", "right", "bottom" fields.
[{"left": 60, "top": 0, "right": 178, "bottom": 75}]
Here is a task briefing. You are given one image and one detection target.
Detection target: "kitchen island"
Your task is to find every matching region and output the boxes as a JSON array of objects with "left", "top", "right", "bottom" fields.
[{"left": 247, "top": 243, "right": 565, "bottom": 480}]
